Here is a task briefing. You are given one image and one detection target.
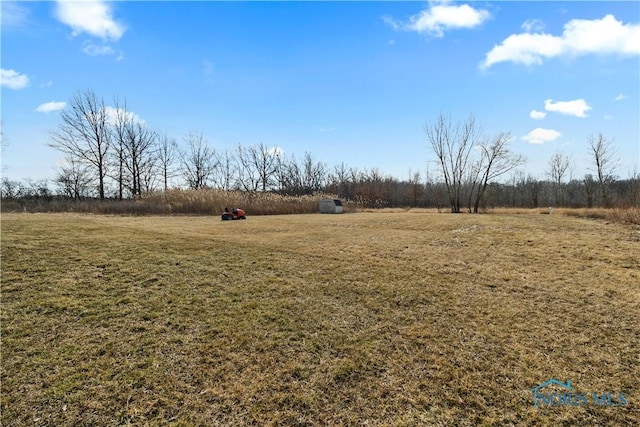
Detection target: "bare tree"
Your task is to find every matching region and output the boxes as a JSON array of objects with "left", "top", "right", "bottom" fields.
[
  {"left": 470, "top": 132, "right": 525, "bottom": 213},
  {"left": 583, "top": 174, "right": 597, "bottom": 208},
  {"left": 49, "top": 90, "right": 111, "bottom": 199},
  {"left": 236, "top": 143, "right": 280, "bottom": 192},
  {"left": 55, "top": 156, "right": 93, "bottom": 199},
  {"left": 327, "top": 162, "right": 352, "bottom": 199},
  {"left": 252, "top": 143, "right": 281, "bottom": 191},
  {"left": 1, "top": 177, "right": 18, "bottom": 199},
  {"left": 157, "top": 133, "right": 179, "bottom": 191},
  {"left": 276, "top": 153, "right": 302, "bottom": 195},
  {"left": 124, "top": 122, "right": 157, "bottom": 197},
  {"left": 301, "top": 152, "right": 327, "bottom": 194},
  {"left": 109, "top": 98, "right": 158, "bottom": 198},
  {"left": 548, "top": 152, "right": 572, "bottom": 206},
  {"left": 212, "top": 149, "right": 235, "bottom": 190},
  {"left": 180, "top": 132, "right": 217, "bottom": 190},
  {"left": 235, "top": 144, "right": 260, "bottom": 191},
  {"left": 588, "top": 133, "right": 619, "bottom": 207},
  {"left": 110, "top": 96, "right": 131, "bottom": 199},
  {"left": 406, "top": 170, "right": 424, "bottom": 207},
  {"left": 425, "top": 113, "right": 480, "bottom": 213},
  {"left": 275, "top": 152, "right": 326, "bottom": 195}
]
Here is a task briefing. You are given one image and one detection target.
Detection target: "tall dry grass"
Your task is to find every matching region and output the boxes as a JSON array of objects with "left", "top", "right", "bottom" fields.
[
  {"left": 0, "top": 189, "right": 355, "bottom": 216},
  {"left": 143, "top": 189, "right": 352, "bottom": 215},
  {"left": 0, "top": 189, "right": 354, "bottom": 216},
  {"left": 489, "top": 206, "right": 640, "bottom": 225},
  {"left": 557, "top": 206, "right": 640, "bottom": 225}
]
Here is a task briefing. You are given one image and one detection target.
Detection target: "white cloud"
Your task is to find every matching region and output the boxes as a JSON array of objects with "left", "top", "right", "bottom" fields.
[
  {"left": 544, "top": 98, "right": 591, "bottom": 118},
  {"left": 55, "top": 0, "right": 125, "bottom": 41},
  {"left": 521, "top": 19, "right": 545, "bottom": 33},
  {"left": 522, "top": 128, "right": 561, "bottom": 144},
  {"left": 82, "top": 42, "right": 116, "bottom": 56},
  {"left": 603, "top": 114, "right": 613, "bottom": 120},
  {"left": 1, "top": 68, "right": 30, "bottom": 89},
  {"left": 103, "top": 106, "right": 144, "bottom": 125},
  {"left": 1, "top": 2, "right": 30, "bottom": 29},
  {"left": 384, "top": 1, "right": 491, "bottom": 37},
  {"left": 35, "top": 101, "right": 67, "bottom": 113},
  {"left": 482, "top": 33, "right": 566, "bottom": 67},
  {"left": 530, "top": 110, "right": 547, "bottom": 120},
  {"left": 615, "top": 93, "right": 628, "bottom": 101},
  {"left": 319, "top": 127, "right": 336, "bottom": 133},
  {"left": 482, "top": 14, "right": 640, "bottom": 68},
  {"left": 381, "top": 16, "right": 400, "bottom": 31}
]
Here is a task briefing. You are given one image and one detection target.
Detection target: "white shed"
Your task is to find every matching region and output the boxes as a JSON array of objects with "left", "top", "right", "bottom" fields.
[{"left": 319, "top": 198, "right": 343, "bottom": 214}]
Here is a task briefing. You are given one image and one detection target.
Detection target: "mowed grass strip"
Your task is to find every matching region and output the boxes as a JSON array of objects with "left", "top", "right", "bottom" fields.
[{"left": 1, "top": 213, "right": 639, "bottom": 426}]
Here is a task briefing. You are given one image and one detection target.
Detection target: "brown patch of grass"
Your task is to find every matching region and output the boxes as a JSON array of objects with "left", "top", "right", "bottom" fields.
[
  {"left": 355, "top": 207, "right": 441, "bottom": 214},
  {"left": 558, "top": 207, "right": 640, "bottom": 225},
  {"left": 487, "top": 207, "right": 540, "bottom": 215},
  {"left": 491, "top": 207, "right": 640, "bottom": 226},
  {"left": 2, "top": 212, "right": 639, "bottom": 425}
]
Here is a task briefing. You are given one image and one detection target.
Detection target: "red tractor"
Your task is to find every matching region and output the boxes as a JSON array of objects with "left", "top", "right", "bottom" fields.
[{"left": 221, "top": 207, "right": 246, "bottom": 220}]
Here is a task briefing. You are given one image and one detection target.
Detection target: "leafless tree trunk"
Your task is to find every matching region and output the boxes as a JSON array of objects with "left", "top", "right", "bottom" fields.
[
  {"left": 583, "top": 174, "right": 597, "bottom": 208},
  {"left": 548, "top": 152, "right": 571, "bottom": 206},
  {"left": 425, "top": 113, "right": 479, "bottom": 213},
  {"left": 326, "top": 162, "right": 352, "bottom": 199},
  {"left": 235, "top": 144, "right": 260, "bottom": 192},
  {"left": 212, "top": 149, "right": 235, "bottom": 191},
  {"left": 276, "top": 154, "right": 302, "bottom": 195},
  {"left": 406, "top": 170, "right": 423, "bottom": 207},
  {"left": 124, "top": 122, "right": 157, "bottom": 197},
  {"left": 588, "top": 133, "right": 618, "bottom": 207},
  {"left": 472, "top": 132, "right": 525, "bottom": 213},
  {"left": 54, "top": 156, "right": 93, "bottom": 199},
  {"left": 236, "top": 143, "right": 280, "bottom": 192},
  {"left": 302, "top": 152, "right": 326, "bottom": 194},
  {"left": 181, "top": 132, "right": 217, "bottom": 190},
  {"left": 253, "top": 143, "right": 281, "bottom": 191},
  {"left": 110, "top": 97, "right": 130, "bottom": 199},
  {"left": 139, "top": 153, "right": 159, "bottom": 194},
  {"left": 49, "top": 90, "right": 110, "bottom": 199},
  {"left": 157, "top": 133, "right": 179, "bottom": 192}
]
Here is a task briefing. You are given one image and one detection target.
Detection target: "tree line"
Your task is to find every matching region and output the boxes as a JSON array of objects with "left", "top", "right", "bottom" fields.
[{"left": 2, "top": 89, "right": 638, "bottom": 212}]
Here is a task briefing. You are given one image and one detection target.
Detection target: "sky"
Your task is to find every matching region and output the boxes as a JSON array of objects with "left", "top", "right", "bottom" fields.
[{"left": 1, "top": 0, "right": 639, "bottom": 185}]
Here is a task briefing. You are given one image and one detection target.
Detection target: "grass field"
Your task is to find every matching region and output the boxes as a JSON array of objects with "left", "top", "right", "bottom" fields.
[{"left": 2, "top": 212, "right": 639, "bottom": 426}]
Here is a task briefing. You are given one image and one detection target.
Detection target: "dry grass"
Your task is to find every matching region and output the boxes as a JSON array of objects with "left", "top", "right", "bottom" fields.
[
  {"left": 2, "top": 212, "right": 639, "bottom": 426},
  {"left": 143, "top": 189, "right": 353, "bottom": 216},
  {"left": 489, "top": 207, "right": 640, "bottom": 226},
  {"left": 557, "top": 207, "right": 640, "bottom": 225},
  {"left": 1, "top": 189, "right": 355, "bottom": 216},
  {"left": 354, "top": 207, "right": 441, "bottom": 214}
]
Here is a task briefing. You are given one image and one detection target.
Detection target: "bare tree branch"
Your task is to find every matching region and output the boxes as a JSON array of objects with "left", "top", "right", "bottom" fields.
[
  {"left": 588, "top": 133, "right": 619, "bottom": 207},
  {"left": 49, "top": 90, "right": 111, "bottom": 199}
]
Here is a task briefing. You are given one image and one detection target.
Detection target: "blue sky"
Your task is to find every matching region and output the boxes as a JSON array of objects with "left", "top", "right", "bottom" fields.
[{"left": 1, "top": 1, "right": 639, "bottom": 184}]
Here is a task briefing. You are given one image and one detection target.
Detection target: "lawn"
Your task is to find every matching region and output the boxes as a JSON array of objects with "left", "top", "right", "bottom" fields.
[{"left": 1, "top": 212, "right": 639, "bottom": 426}]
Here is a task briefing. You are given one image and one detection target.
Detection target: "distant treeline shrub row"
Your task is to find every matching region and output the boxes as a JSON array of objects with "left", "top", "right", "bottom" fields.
[
  {"left": 0, "top": 188, "right": 351, "bottom": 216},
  {"left": 2, "top": 91, "right": 639, "bottom": 215}
]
